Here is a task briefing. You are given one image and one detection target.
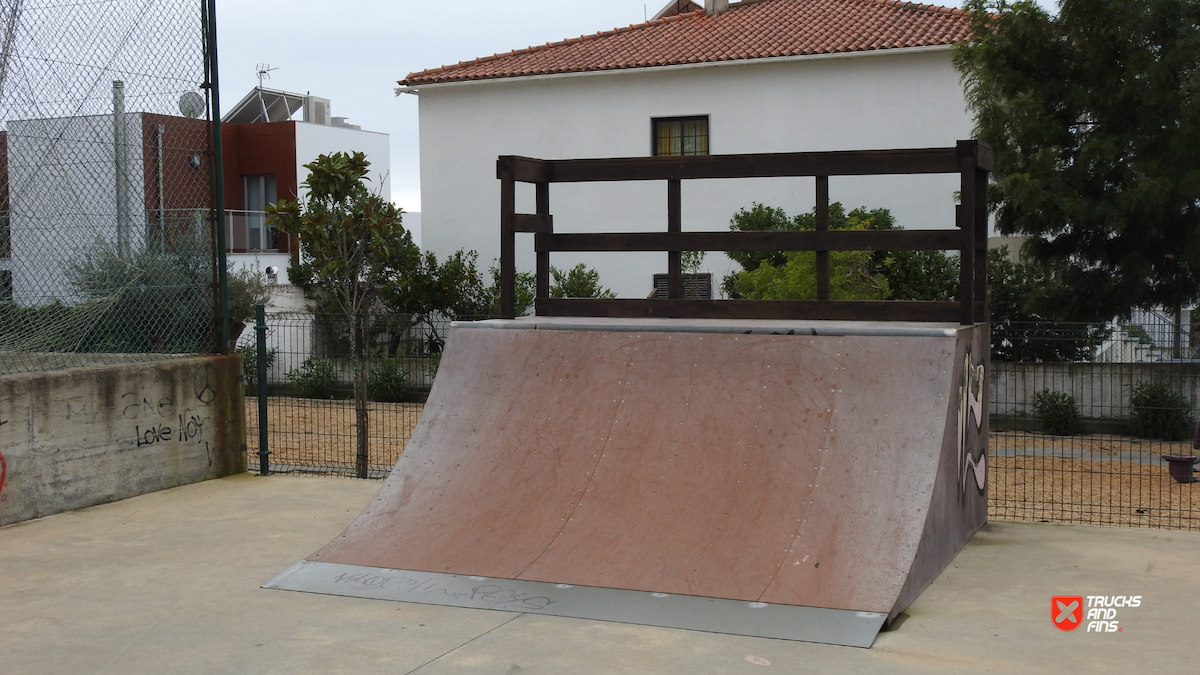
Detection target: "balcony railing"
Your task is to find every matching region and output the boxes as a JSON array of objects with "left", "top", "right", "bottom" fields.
[{"left": 226, "top": 209, "right": 278, "bottom": 252}]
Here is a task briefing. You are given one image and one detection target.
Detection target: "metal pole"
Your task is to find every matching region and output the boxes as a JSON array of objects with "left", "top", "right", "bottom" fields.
[
  {"left": 113, "top": 81, "right": 131, "bottom": 259},
  {"left": 255, "top": 304, "right": 270, "bottom": 475},
  {"left": 205, "top": 0, "right": 230, "bottom": 353}
]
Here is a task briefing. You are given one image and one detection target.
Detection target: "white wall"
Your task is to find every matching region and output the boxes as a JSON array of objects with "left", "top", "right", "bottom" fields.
[
  {"left": 416, "top": 48, "right": 974, "bottom": 299},
  {"left": 8, "top": 113, "right": 146, "bottom": 304},
  {"left": 294, "top": 122, "right": 391, "bottom": 202}
]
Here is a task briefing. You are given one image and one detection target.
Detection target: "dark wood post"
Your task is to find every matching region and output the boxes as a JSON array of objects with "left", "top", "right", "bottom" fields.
[
  {"left": 667, "top": 178, "right": 682, "bottom": 300},
  {"left": 815, "top": 175, "right": 830, "bottom": 301},
  {"left": 957, "top": 141, "right": 977, "bottom": 325},
  {"left": 498, "top": 160, "right": 516, "bottom": 319},
  {"left": 973, "top": 161, "right": 989, "bottom": 322},
  {"left": 536, "top": 182, "right": 551, "bottom": 301}
]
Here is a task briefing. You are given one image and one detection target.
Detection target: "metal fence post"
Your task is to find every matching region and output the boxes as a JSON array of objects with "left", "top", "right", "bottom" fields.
[{"left": 255, "top": 304, "right": 270, "bottom": 475}]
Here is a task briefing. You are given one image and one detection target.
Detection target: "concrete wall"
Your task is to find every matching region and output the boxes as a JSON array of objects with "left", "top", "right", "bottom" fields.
[
  {"left": 415, "top": 47, "right": 973, "bottom": 299},
  {"left": 990, "top": 361, "right": 1200, "bottom": 422},
  {"left": 0, "top": 355, "right": 246, "bottom": 526}
]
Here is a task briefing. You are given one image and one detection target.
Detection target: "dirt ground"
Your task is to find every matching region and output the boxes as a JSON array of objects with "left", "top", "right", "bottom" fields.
[
  {"left": 245, "top": 399, "right": 1200, "bottom": 530},
  {"left": 245, "top": 397, "right": 423, "bottom": 472},
  {"left": 990, "top": 430, "right": 1200, "bottom": 529}
]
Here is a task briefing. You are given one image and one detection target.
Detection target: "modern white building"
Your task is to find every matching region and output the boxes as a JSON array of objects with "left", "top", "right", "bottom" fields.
[
  {"left": 397, "top": 0, "right": 976, "bottom": 299},
  {"left": 221, "top": 87, "right": 392, "bottom": 283}
]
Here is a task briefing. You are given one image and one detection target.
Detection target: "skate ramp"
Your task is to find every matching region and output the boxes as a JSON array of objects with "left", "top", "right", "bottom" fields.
[{"left": 267, "top": 318, "right": 988, "bottom": 648}]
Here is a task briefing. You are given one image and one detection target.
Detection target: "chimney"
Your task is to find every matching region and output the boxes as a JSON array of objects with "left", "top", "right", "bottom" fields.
[{"left": 705, "top": 0, "right": 729, "bottom": 14}]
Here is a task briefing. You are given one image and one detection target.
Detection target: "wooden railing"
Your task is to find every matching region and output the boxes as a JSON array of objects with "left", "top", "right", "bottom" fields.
[{"left": 497, "top": 140, "right": 991, "bottom": 324}]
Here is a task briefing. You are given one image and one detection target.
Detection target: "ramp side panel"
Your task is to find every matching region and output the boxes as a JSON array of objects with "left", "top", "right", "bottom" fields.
[{"left": 888, "top": 323, "right": 989, "bottom": 621}]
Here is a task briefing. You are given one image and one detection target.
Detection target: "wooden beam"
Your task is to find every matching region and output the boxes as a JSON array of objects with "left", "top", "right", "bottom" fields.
[
  {"left": 513, "top": 214, "right": 553, "bottom": 233},
  {"left": 496, "top": 156, "right": 549, "bottom": 183},
  {"left": 499, "top": 168, "right": 516, "bottom": 319},
  {"left": 536, "top": 183, "right": 551, "bottom": 301},
  {"left": 542, "top": 147, "right": 962, "bottom": 183},
  {"left": 816, "top": 175, "right": 829, "bottom": 302},
  {"left": 535, "top": 229, "right": 962, "bottom": 253},
  {"left": 668, "top": 179, "right": 682, "bottom": 300},
  {"left": 957, "top": 147, "right": 977, "bottom": 326}
]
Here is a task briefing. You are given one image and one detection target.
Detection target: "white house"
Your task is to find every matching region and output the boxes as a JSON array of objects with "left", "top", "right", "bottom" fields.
[{"left": 397, "top": 0, "right": 977, "bottom": 299}]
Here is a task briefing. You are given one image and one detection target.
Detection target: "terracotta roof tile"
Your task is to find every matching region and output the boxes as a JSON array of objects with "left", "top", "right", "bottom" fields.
[{"left": 401, "top": 0, "right": 970, "bottom": 86}]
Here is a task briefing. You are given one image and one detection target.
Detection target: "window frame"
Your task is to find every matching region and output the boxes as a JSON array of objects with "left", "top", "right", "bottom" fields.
[{"left": 651, "top": 115, "right": 710, "bottom": 157}]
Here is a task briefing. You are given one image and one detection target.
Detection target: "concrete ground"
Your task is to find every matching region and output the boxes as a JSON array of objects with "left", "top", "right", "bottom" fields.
[{"left": 1, "top": 474, "right": 1194, "bottom": 675}]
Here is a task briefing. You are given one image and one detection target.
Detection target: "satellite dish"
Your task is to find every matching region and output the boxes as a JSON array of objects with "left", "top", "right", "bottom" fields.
[{"left": 178, "top": 91, "right": 205, "bottom": 119}]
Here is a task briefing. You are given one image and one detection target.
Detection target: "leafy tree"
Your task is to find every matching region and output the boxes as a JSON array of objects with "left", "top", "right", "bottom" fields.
[
  {"left": 487, "top": 262, "right": 536, "bottom": 317},
  {"left": 382, "top": 249, "right": 495, "bottom": 354},
  {"left": 550, "top": 263, "right": 616, "bottom": 298},
  {"left": 384, "top": 249, "right": 492, "bottom": 320},
  {"left": 988, "top": 247, "right": 1110, "bottom": 361},
  {"left": 955, "top": 0, "right": 1200, "bottom": 319},
  {"left": 721, "top": 204, "right": 797, "bottom": 297},
  {"left": 226, "top": 264, "right": 270, "bottom": 328},
  {"left": 733, "top": 224, "right": 890, "bottom": 301},
  {"left": 266, "top": 151, "right": 407, "bottom": 478},
  {"left": 724, "top": 202, "right": 957, "bottom": 301}
]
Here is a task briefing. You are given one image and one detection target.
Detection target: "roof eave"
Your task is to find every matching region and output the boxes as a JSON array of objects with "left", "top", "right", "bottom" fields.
[{"left": 394, "top": 44, "right": 956, "bottom": 95}]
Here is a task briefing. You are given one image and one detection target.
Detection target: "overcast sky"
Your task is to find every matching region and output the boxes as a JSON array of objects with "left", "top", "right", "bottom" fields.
[{"left": 216, "top": 0, "right": 1058, "bottom": 213}]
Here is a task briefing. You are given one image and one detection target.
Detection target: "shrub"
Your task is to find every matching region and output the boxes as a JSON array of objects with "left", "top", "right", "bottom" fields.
[
  {"left": 237, "top": 343, "right": 277, "bottom": 391},
  {"left": 285, "top": 358, "right": 338, "bottom": 398},
  {"left": 1129, "top": 382, "right": 1194, "bottom": 441},
  {"left": 369, "top": 358, "right": 409, "bottom": 402},
  {"left": 1031, "top": 389, "right": 1080, "bottom": 436}
]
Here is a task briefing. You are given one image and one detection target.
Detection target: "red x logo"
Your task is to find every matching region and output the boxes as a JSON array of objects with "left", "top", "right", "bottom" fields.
[{"left": 1053, "top": 596, "right": 1084, "bottom": 632}]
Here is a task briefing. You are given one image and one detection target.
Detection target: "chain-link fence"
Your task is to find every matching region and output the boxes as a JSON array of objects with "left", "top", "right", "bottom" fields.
[
  {"left": 990, "top": 315, "right": 1200, "bottom": 531},
  {"left": 243, "top": 309, "right": 1200, "bottom": 533},
  {"left": 242, "top": 312, "right": 451, "bottom": 477},
  {"left": 0, "top": 0, "right": 219, "bottom": 374}
]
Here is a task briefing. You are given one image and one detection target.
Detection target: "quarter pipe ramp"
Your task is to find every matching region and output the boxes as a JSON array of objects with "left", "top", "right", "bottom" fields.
[{"left": 266, "top": 317, "right": 988, "bottom": 647}]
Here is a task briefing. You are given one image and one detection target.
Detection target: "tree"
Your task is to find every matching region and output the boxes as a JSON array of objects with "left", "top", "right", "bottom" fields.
[
  {"left": 724, "top": 202, "right": 958, "bottom": 301},
  {"left": 955, "top": 0, "right": 1200, "bottom": 320},
  {"left": 381, "top": 249, "right": 494, "bottom": 354},
  {"left": 988, "top": 247, "right": 1110, "bottom": 361},
  {"left": 487, "top": 262, "right": 536, "bottom": 317},
  {"left": 266, "top": 151, "right": 408, "bottom": 478},
  {"left": 64, "top": 233, "right": 212, "bottom": 353},
  {"left": 550, "top": 263, "right": 616, "bottom": 298}
]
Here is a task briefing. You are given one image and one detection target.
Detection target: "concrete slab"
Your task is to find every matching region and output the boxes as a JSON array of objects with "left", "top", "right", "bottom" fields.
[{"left": 0, "top": 474, "right": 1195, "bottom": 674}]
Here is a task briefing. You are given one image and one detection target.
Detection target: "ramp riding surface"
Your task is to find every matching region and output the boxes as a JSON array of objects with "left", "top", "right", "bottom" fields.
[{"left": 267, "top": 318, "right": 989, "bottom": 648}]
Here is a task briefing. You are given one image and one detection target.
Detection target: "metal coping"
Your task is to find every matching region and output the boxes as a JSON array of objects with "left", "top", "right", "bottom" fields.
[
  {"left": 451, "top": 318, "right": 961, "bottom": 338},
  {"left": 265, "top": 561, "right": 887, "bottom": 648}
]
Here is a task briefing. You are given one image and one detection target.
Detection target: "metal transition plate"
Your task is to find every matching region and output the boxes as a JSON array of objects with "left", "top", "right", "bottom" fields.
[{"left": 264, "top": 561, "right": 888, "bottom": 648}]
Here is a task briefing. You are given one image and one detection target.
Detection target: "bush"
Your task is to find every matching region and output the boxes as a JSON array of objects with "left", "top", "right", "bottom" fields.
[
  {"left": 237, "top": 343, "right": 277, "bottom": 391},
  {"left": 1031, "top": 389, "right": 1080, "bottom": 436},
  {"left": 64, "top": 235, "right": 213, "bottom": 353},
  {"left": 1129, "top": 382, "right": 1194, "bottom": 441},
  {"left": 369, "top": 358, "right": 409, "bottom": 402},
  {"left": 285, "top": 358, "right": 339, "bottom": 398}
]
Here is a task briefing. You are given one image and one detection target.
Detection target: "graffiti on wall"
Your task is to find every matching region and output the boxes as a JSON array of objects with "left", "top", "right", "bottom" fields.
[
  {"left": 958, "top": 352, "right": 986, "bottom": 495},
  {"left": 0, "top": 418, "right": 8, "bottom": 501}
]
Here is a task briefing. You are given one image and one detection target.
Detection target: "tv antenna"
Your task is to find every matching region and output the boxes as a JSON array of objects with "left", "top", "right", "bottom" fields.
[{"left": 256, "top": 63, "right": 278, "bottom": 89}]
